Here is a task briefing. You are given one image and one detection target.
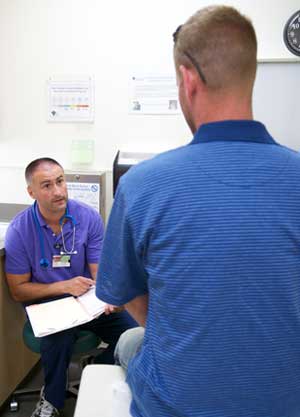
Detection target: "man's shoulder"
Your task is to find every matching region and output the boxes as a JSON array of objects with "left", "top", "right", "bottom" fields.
[
  {"left": 9, "top": 205, "right": 32, "bottom": 230},
  {"left": 68, "top": 199, "right": 96, "bottom": 212},
  {"left": 121, "top": 146, "right": 189, "bottom": 187},
  {"left": 68, "top": 199, "right": 103, "bottom": 222},
  {"left": 278, "top": 144, "right": 300, "bottom": 159},
  {"left": 136, "top": 146, "right": 188, "bottom": 171},
  {"left": 114, "top": 145, "right": 193, "bottom": 206},
  {"left": 5, "top": 206, "right": 33, "bottom": 247},
  {"left": 274, "top": 143, "right": 300, "bottom": 170}
]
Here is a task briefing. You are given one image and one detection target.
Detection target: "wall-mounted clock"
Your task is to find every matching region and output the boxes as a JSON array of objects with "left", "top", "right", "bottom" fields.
[{"left": 283, "top": 10, "right": 300, "bottom": 57}]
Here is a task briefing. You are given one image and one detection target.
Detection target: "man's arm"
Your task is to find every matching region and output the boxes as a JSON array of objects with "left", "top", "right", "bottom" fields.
[
  {"left": 87, "top": 218, "right": 123, "bottom": 314},
  {"left": 96, "top": 186, "right": 148, "bottom": 314},
  {"left": 125, "top": 294, "right": 149, "bottom": 327},
  {"left": 90, "top": 263, "right": 125, "bottom": 315},
  {"left": 88, "top": 263, "right": 98, "bottom": 281},
  {"left": 6, "top": 272, "right": 94, "bottom": 303}
]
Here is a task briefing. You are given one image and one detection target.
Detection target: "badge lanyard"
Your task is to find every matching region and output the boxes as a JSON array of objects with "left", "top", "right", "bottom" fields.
[{"left": 31, "top": 201, "right": 77, "bottom": 269}]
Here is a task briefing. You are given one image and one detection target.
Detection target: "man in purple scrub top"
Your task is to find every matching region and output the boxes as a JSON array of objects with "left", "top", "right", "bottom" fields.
[{"left": 5, "top": 157, "right": 137, "bottom": 417}]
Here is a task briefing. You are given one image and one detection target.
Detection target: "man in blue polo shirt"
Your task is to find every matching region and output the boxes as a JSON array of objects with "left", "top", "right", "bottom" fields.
[
  {"left": 5, "top": 157, "right": 136, "bottom": 417},
  {"left": 96, "top": 5, "right": 300, "bottom": 417}
]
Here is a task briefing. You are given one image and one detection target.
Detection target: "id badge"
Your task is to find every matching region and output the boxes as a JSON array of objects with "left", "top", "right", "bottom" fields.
[{"left": 52, "top": 254, "right": 71, "bottom": 268}]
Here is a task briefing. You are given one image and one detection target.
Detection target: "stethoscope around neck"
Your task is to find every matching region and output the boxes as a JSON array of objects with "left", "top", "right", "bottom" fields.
[{"left": 32, "top": 201, "right": 77, "bottom": 269}]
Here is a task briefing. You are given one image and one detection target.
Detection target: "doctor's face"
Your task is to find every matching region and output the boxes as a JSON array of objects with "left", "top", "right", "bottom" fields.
[{"left": 27, "top": 163, "right": 68, "bottom": 215}]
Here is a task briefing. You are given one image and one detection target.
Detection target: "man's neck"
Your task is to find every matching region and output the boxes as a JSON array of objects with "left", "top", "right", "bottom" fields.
[
  {"left": 192, "top": 100, "right": 253, "bottom": 133},
  {"left": 38, "top": 205, "right": 65, "bottom": 227},
  {"left": 190, "top": 86, "right": 253, "bottom": 133}
]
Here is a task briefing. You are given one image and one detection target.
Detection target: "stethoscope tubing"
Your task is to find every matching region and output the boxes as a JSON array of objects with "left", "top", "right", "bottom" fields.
[{"left": 31, "top": 201, "right": 77, "bottom": 268}]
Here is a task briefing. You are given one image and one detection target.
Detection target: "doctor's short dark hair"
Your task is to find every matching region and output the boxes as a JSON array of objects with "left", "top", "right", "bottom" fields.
[{"left": 25, "top": 157, "right": 63, "bottom": 185}]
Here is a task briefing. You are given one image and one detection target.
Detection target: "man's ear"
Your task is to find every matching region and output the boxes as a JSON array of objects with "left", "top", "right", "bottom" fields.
[
  {"left": 179, "top": 64, "right": 197, "bottom": 102},
  {"left": 27, "top": 185, "right": 35, "bottom": 200}
]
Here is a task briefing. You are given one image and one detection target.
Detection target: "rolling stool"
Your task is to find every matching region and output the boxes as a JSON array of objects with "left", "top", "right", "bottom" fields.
[{"left": 9, "top": 320, "right": 102, "bottom": 412}]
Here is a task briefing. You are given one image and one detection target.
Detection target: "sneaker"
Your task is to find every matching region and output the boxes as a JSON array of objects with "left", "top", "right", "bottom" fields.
[{"left": 31, "top": 392, "right": 59, "bottom": 417}]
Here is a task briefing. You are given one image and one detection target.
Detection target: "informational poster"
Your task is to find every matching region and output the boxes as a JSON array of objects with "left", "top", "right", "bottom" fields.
[
  {"left": 48, "top": 77, "right": 94, "bottom": 122},
  {"left": 129, "top": 75, "right": 180, "bottom": 115},
  {"left": 67, "top": 182, "right": 100, "bottom": 212}
]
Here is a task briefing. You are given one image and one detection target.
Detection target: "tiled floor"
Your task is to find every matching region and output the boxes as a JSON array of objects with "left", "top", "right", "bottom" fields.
[{"left": 0, "top": 361, "right": 79, "bottom": 417}]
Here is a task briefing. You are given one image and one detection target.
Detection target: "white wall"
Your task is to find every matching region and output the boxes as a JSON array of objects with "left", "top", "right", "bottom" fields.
[
  {"left": 254, "top": 62, "right": 299, "bottom": 150},
  {"left": 0, "top": 0, "right": 299, "bottom": 205}
]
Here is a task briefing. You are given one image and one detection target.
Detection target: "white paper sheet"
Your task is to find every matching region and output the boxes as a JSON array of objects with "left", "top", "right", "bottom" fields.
[
  {"left": 26, "top": 297, "right": 90, "bottom": 337},
  {"left": 77, "top": 287, "right": 106, "bottom": 318},
  {"left": 129, "top": 75, "right": 180, "bottom": 115}
]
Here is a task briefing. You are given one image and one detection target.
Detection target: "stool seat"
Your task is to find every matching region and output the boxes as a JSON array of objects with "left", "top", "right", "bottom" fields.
[
  {"left": 10, "top": 321, "right": 101, "bottom": 412},
  {"left": 23, "top": 320, "right": 100, "bottom": 354}
]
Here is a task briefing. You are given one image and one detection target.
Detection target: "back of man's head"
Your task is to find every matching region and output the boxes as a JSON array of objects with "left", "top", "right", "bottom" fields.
[
  {"left": 25, "top": 157, "right": 63, "bottom": 185},
  {"left": 173, "top": 5, "right": 257, "bottom": 93}
]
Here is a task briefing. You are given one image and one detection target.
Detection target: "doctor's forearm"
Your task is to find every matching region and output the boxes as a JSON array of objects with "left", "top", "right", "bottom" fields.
[
  {"left": 7, "top": 276, "right": 93, "bottom": 302},
  {"left": 8, "top": 281, "right": 69, "bottom": 303},
  {"left": 125, "top": 294, "right": 149, "bottom": 327},
  {"left": 88, "top": 263, "right": 98, "bottom": 281}
]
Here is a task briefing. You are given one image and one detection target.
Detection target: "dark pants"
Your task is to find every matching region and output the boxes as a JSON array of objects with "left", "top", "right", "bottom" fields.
[{"left": 40, "top": 311, "right": 137, "bottom": 409}]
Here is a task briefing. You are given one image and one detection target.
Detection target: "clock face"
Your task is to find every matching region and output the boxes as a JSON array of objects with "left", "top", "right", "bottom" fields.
[{"left": 284, "top": 10, "right": 300, "bottom": 57}]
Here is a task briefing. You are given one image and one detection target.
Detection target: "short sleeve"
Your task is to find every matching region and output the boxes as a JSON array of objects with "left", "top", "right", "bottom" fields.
[
  {"left": 86, "top": 210, "right": 105, "bottom": 265},
  {"left": 5, "top": 223, "right": 31, "bottom": 275},
  {"left": 96, "top": 186, "right": 148, "bottom": 305}
]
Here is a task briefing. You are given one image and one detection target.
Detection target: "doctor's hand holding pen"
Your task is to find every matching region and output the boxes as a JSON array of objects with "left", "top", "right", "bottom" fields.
[
  {"left": 63, "top": 276, "right": 94, "bottom": 297},
  {"left": 104, "top": 304, "right": 125, "bottom": 315}
]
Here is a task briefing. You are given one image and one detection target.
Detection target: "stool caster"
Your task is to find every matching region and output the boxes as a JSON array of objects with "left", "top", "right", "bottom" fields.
[{"left": 9, "top": 397, "right": 19, "bottom": 412}]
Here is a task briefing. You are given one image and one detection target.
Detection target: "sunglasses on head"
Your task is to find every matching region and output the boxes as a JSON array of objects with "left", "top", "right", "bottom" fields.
[{"left": 173, "top": 24, "right": 207, "bottom": 84}]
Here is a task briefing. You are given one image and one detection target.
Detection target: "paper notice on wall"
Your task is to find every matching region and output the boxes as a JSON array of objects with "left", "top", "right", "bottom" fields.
[
  {"left": 48, "top": 77, "right": 94, "bottom": 122},
  {"left": 67, "top": 182, "right": 100, "bottom": 212},
  {"left": 129, "top": 75, "right": 180, "bottom": 115}
]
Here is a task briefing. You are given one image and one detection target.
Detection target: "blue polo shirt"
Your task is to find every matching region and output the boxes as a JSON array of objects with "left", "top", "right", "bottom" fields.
[
  {"left": 97, "top": 120, "right": 300, "bottom": 417},
  {"left": 5, "top": 199, "right": 104, "bottom": 285}
]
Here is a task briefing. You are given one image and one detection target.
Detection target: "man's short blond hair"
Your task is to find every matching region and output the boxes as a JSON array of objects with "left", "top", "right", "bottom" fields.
[{"left": 173, "top": 5, "right": 257, "bottom": 92}]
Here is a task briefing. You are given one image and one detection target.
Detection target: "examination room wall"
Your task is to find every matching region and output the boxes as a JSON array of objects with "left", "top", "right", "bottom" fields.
[{"left": 0, "top": 0, "right": 299, "bottom": 206}]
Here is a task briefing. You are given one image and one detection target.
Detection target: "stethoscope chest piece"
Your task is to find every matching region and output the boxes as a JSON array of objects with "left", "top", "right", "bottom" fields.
[{"left": 40, "top": 257, "right": 50, "bottom": 269}]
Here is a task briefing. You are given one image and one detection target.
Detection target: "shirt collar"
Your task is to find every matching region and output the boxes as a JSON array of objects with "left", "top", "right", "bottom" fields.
[
  {"left": 66, "top": 199, "right": 80, "bottom": 226},
  {"left": 34, "top": 201, "right": 79, "bottom": 228},
  {"left": 190, "top": 120, "right": 277, "bottom": 146}
]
